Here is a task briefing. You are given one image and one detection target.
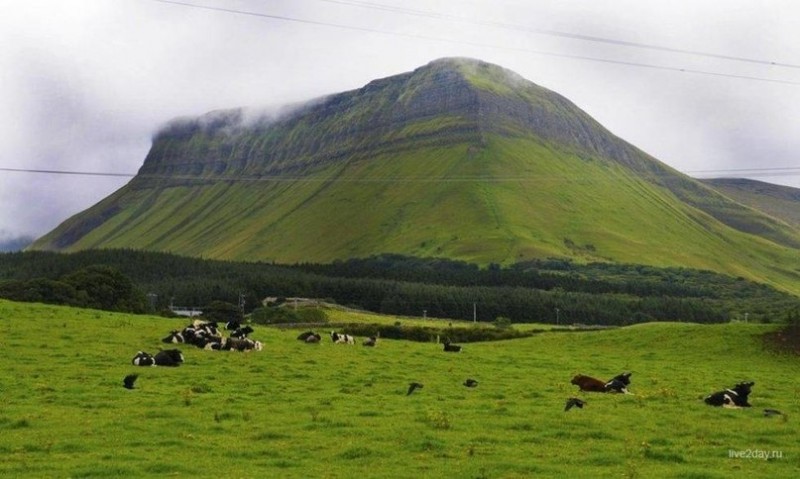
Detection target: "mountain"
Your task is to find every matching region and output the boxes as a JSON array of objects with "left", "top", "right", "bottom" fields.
[
  {"left": 701, "top": 178, "right": 800, "bottom": 230},
  {"left": 30, "top": 58, "right": 800, "bottom": 294},
  {"left": 0, "top": 235, "right": 33, "bottom": 252}
]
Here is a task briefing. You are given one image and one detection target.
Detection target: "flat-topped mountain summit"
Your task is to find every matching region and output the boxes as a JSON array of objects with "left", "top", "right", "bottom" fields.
[{"left": 30, "top": 58, "right": 800, "bottom": 293}]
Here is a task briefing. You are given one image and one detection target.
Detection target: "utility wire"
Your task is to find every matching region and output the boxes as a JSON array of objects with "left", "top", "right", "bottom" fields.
[
  {"left": 2, "top": 166, "right": 799, "bottom": 181},
  {"left": 148, "top": 0, "right": 800, "bottom": 86},
  {"left": 0, "top": 167, "right": 134, "bottom": 178},
  {"left": 316, "top": 0, "right": 800, "bottom": 69}
]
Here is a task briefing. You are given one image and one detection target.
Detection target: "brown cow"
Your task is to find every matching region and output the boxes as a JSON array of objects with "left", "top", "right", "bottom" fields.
[{"left": 571, "top": 374, "right": 607, "bottom": 392}]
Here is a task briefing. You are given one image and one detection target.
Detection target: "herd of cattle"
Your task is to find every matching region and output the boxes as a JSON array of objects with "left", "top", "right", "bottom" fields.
[
  {"left": 126, "top": 322, "right": 765, "bottom": 412},
  {"left": 129, "top": 320, "right": 263, "bottom": 369}
]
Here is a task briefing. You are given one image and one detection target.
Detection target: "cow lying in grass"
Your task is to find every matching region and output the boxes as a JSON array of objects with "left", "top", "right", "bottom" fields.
[
  {"left": 231, "top": 326, "right": 254, "bottom": 339},
  {"left": 154, "top": 349, "right": 184, "bottom": 367},
  {"left": 297, "top": 331, "right": 322, "bottom": 343},
  {"left": 132, "top": 351, "right": 155, "bottom": 366},
  {"left": 330, "top": 331, "right": 355, "bottom": 344},
  {"left": 704, "top": 381, "right": 754, "bottom": 408},
  {"left": 132, "top": 350, "right": 184, "bottom": 367},
  {"left": 221, "top": 337, "right": 263, "bottom": 352},
  {"left": 571, "top": 372, "right": 632, "bottom": 393},
  {"left": 604, "top": 372, "right": 632, "bottom": 394},
  {"left": 571, "top": 374, "right": 606, "bottom": 392},
  {"left": 443, "top": 340, "right": 462, "bottom": 352}
]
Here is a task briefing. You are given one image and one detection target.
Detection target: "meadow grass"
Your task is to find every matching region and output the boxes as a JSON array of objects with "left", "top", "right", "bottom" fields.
[{"left": 1, "top": 299, "right": 798, "bottom": 478}]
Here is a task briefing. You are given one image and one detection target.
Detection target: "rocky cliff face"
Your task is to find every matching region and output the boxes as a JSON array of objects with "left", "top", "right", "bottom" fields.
[{"left": 136, "top": 58, "right": 653, "bottom": 183}]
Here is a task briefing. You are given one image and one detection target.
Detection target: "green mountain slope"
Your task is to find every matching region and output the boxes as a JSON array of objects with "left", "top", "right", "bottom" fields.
[
  {"left": 702, "top": 178, "right": 800, "bottom": 229},
  {"left": 30, "top": 58, "right": 800, "bottom": 294}
]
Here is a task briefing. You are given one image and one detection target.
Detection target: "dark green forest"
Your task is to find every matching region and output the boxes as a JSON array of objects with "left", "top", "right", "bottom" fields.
[{"left": 0, "top": 250, "right": 797, "bottom": 325}]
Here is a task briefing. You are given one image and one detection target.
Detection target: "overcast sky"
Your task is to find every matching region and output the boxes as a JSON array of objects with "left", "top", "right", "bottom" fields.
[{"left": 2, "top": 0, "right": 799, "bottom": 241}]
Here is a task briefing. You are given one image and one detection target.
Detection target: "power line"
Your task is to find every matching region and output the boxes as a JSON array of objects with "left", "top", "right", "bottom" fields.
[
  {"left": 147, "top": 0, "right": 800, "bottom": 86},
  {"left": 315, "top": 0, "right": 800, "bottom": 69},
  {"left": 2, "top": 166, "right": 799, "bottom": 181},
  {"left": 0, "top": 167, "right": 134, "bottom": 178}
]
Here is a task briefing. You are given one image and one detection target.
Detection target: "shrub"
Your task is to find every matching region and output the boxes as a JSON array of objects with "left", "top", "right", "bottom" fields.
[{"left": 250, "top": 306, "right": 328, "bottom": 325}]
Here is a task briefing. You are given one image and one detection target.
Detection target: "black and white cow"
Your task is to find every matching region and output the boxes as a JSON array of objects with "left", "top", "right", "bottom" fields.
[
  {"left": 443, "top": 340, "right": 462, "bottom": 352},
  {"left": 198, "top": 335, "right": 224, "bottom": 350},
  {"left": 221, "top": 337, "right": 263, "bottom": 352},
  {"left": 161, "top": 330, "right": 185, "bottom": 344},
  {"left": 192, "top": 320, "right": 220, "bottom": 337},
  {"left": 225, "top": 320, "right": 241, "bottom": 331},
  {"left": 231, "top": 326, "right": 254, "bottom": 339},
  {"left": 330, "top": 331, "right": 355, "bottom": 344},
  {"left": 297, "top": 331, "right": 317, "bottom": 341},
  {"left": 704, "top": 381, "right": 755, "bottom": 408},
  {"left": 363, "top": 336, "right": 378, "bottom": 347},
  {"left": 131, "top": 351, "right": 156, "bottom": 366},
  {"left": 154, "top": 349, "right": 184, "bottom": 367},
  {"left": 604, "top": 372, "right": 632, "bottom": 394}
]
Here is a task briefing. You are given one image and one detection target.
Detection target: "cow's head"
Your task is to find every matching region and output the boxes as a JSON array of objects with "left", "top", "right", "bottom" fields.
[
  {"left": 161, "top": 331, "right": 183, "bottom": 343},
  {"left": 613, "top": 372, "right": 632, "bottom": 385},
  {"left": 733, "top": 381, "right": 754, "bottom": 397}
]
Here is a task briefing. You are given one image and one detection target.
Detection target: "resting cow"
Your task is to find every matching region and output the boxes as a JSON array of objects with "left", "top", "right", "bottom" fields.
[
  {"left": 154, "top": 349, "right": 184, "bottom": 367},
  {"left": 571, "top": 374, "right": 607, "bottom": 392},
  {"left": 604, "top": 372, "right": 632, "bottom": 394},
  {"left": 221, "top": 337, "right": 263, "bottom": 352},
  {"left": 131, "top": 351, "right": 156, "bottom": 367},
  {"left": 231, "top": 326, "right": 254, "bottom": 339},
  {"left": 330, "top": 331, "right": 355, "bottom": 344},
  {"left": 704, "top": 381, "right": 754, "bottom": 408}
]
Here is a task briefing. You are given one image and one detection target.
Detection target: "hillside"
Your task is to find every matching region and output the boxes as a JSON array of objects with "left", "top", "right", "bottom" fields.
[
  {"left": 29, "top": 58, "right": 800, "bottom": 294},
  {"left": 702, "top": 178, "right": 800, "bottom": 229}
]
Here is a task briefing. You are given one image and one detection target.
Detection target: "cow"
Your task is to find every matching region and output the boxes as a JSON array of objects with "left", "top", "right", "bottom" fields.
[
  {"left": 154, "top": 349, "right": 184, "bottom": 367},
  {"left": 221, "top": 337, "right": 262, "bottom": 352},
  {"left": 198, "top": 335, "right": 224, "bottom": 350},
  {"left": 225, "top": 320, "right": 241, "bottom": 331},
  {"left": 571, "top": 374, "right": 607, "bottom": 392},
  {"left": 704, "top": 381, "right": 755, "bottom": 408},
  {"left": 231, "top": 326, "right": 254, "bottom": 339},
  {"left": 363, "top": 336, "right": 378, "bottom": 347},
  {"left": 443, "top": 340, "right": 462, "bottom": 352},
  {"left": 161, "top": 330, "right": 185, "bottom": 344},
  {"left": 604, "top": 372, "right": 632, "bottom": 394},
  {"left": 192, "top": 320, "right": 220, "bottom": 337},
  {"left": 297, "top": 331, "right": 317, "bottom": 341},
  {"left": 298, "top": 331, "right": 322, "bottom": 343},
  {"left": 131, "top": 351, "right": 155, "bottom": 367},
  {"left": 330, "top": 331, "right": 355, "bottom": 344}
]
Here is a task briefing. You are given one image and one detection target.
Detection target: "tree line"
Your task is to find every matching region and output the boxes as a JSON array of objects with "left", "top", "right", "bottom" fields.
[{"left": 0, "top": 250, "right": 797, "bottom": 325}]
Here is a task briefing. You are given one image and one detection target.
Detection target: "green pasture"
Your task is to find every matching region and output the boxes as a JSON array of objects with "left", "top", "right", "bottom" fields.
[{"left": 1, "top": 299, "right": 798, "bottom": 478}]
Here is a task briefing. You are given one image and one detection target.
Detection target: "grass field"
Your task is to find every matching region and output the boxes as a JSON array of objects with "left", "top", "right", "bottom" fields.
[{"left": 1, "top": 299, "right": 798, "bottom": 478}]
